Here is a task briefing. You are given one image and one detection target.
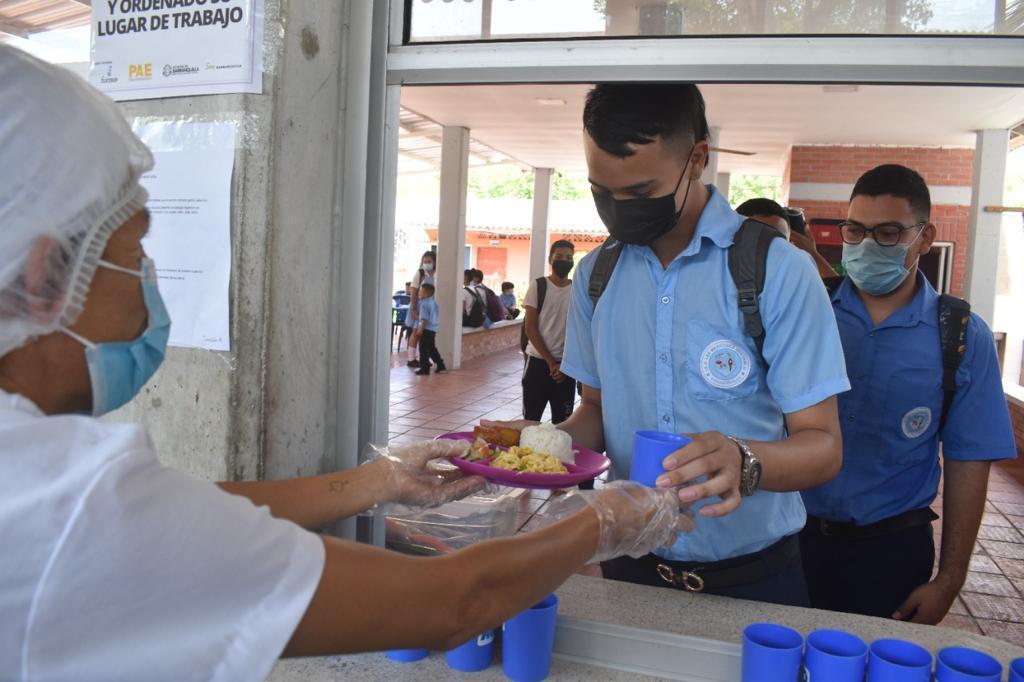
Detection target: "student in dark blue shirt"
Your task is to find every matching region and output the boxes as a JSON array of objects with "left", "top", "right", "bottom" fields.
[{"left": 800, "top": 164, "right": 1016, "bottom": 624}]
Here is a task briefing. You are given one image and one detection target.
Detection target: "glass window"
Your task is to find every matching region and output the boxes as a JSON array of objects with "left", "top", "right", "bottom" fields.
[{"left": 407, "top": 0, "right": 1024, "bottom": 43}]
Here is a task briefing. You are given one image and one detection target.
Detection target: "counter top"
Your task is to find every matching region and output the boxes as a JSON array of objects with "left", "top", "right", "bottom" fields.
[{"left": 268, "top": 573, "right": 1024, "bottom": 681}]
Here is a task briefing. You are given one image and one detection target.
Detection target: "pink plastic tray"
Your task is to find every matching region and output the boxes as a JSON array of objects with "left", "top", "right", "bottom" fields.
[{"left": 437, "top": 431, "right": 612, "bottom": 490}]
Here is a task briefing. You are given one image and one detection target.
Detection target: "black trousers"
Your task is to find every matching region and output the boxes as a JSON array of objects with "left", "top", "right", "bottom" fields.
[
  {"left": 417, "top": 330, "right": 444, "bottom": 369},
  {"left": 522, "top": 355, "right": 576, "bottom": 424},
  {"left": 799, "top": 519, "right": 935, "bottom": 619}
]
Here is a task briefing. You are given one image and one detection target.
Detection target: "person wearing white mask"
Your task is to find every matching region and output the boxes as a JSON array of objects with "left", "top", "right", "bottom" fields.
[
  {"left": 0, "top": 46, "right": 685, "bottom": 681},
  {"left": 799, "top": 164, "right": 1016, "bottom": 624},
  {"left": 406, "top": 250, "right": 436, "bottom": 367}
]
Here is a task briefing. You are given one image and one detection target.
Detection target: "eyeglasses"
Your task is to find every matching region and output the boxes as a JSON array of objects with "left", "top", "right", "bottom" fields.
[{"left": 839, "top": 220, "right": 926, "bottom": 247}]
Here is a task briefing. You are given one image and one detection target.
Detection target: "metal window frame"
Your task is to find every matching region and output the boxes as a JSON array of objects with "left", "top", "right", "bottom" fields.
[{"left": 355, "top": 2, "right": 1021, "bottom": 546}]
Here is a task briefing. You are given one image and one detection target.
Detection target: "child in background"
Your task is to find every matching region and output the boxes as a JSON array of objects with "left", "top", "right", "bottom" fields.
[
  {"left": 500, "top": 282, "right": 520, "bottom": 320},
  {"left": 415, "top": 283, "right": 447, "bottom": 376}
]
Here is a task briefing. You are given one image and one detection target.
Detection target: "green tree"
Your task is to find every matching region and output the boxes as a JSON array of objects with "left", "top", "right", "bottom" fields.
[
  {"left": 728, "top": 174, "right": 782, "bottom": 207},
  {"left": 467, "top": 166, "right": 590, "bottom": 200}
]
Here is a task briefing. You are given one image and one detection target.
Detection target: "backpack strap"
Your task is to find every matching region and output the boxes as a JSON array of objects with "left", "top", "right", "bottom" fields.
[
  {"left": 588, "top": 238, "right": 623, "bottom": 307},
  {"left": 535, "top": 276, "right": 548, "bottom": 314},
  {"left": 728, "top": 219, "right": 783, "bottom": 364},
  {"left": 938, "top": 294, "right": 970, "bottom": 429}
]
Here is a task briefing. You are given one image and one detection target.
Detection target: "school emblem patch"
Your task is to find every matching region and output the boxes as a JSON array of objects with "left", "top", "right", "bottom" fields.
[
  {"left": 901, "top": 406, "right": 932, "bottom": 439},
  {"left": 700, "top": 339, "right": 752, "bottom": 390}
]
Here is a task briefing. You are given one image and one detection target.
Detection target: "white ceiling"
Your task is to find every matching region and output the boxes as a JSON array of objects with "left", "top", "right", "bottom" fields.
[{"left": 401, "top": 83, "right": 1024, "bottom": 176}]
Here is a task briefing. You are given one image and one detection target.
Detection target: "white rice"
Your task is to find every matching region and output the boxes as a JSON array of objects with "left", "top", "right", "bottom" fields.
[{"left": 520, "top": 424, "right": 574, "bottom": 463}]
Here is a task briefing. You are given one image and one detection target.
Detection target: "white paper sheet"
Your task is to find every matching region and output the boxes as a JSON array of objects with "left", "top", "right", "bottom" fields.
[{"left": 134, "top": 120, "right": 235, "bottom": 352}]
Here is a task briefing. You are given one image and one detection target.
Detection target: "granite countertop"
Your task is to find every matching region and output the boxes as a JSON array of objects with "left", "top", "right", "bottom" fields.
[{"left": 269, "top": 573, "right": 1024, "bottom": 681}]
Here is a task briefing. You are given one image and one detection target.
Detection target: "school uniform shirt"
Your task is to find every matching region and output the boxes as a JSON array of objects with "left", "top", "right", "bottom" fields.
[
  {"left": 561, "top": 185, "right": 851, "bottom": 563},
  {"left": 801, "top": 273, "right": 1017, "bottom": 525},
  {"left": 500, "top": 293, "right": 517, "bottom": 309},
  {"left": 0, "top": 388, "right": 325, "bottom": 682},
  {"left": 524, "top": 277, "right": 572, "bottom": 361},
  {"left": 418, "top": 296, "right": 440, "bottom": 333}
]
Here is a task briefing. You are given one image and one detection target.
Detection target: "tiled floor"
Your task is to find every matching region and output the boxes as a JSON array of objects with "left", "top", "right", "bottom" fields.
[{"left": 388, "top": 345, "right": 1024, "bottom": 646}]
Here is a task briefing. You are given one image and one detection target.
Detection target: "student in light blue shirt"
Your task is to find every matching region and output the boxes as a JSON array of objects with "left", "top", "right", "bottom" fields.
[
  {"left": 414, "top": 283, "right": 446, "bottom": 375},
  {"left": 499, "top": 281, "right": 520, "bottom": 320},
  {"left": 553, "top": 84, "right": 850, "bottom": 606},
  {"left": 799, "top": 164, "right": 1016, "bottom": 624}
]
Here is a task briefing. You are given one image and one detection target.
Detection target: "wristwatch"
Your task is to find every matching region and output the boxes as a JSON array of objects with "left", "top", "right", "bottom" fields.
[{"left": 728, "top": 436, "right": 762, "bottom": 497}]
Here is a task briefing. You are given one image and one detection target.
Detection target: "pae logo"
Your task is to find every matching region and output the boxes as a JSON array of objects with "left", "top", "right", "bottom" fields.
[{"left": 128, "top": 63, "right": 152, "bottom": 80}]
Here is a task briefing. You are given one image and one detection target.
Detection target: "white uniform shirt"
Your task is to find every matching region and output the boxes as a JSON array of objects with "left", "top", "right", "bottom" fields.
[
  {"left": 524, "top": 277, "right": 572, "bottom": 361},
  {"left": 0, "top": 389, "right": 325, "bottom": 682}
]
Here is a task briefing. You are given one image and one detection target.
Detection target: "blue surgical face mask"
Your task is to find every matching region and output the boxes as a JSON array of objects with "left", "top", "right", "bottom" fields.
[
  {"left": 841, "top": 230, "right": 922, "bottom": 296},
  {"left": 63, "top": 258, "right": 171, "bottom": 416}
]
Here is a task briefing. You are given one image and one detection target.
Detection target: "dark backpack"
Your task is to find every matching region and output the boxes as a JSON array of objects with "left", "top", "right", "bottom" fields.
[
  {"left": 520, "top": 276, "right": 548, "bottom": 353},
  {"left": 587, "top": 219, "right": 969, "bottom": 427},
  {"left": 463, "top": 286, "right": 486, "bottom": 327},
  {"left": 482, "top": 285, "right": 505, "bottom": 323}
]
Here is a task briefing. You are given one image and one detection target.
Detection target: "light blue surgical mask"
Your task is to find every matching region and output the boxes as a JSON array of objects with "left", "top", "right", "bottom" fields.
[
  {"left": 841, "top": 230, "right": 922, "bottom": 296},
  {"left": 63, "top": 258, "right": 171, "bottom": 416}
]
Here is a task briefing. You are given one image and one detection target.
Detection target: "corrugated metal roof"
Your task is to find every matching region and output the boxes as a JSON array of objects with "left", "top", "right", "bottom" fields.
[
  {"left": 0, "top": 0, "right": 89, "bottom": 37},
  {"left": 399, "top": 106, "right": 516, "bottom": 174}
]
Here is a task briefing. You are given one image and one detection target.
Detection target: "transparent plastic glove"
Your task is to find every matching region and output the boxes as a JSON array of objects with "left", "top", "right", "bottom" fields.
[
  {"left": 370, "top": 440, "right": 488, "bottom": 508},
  {"left": 543, "top": 481, "right": 694, "bottom": 564}
]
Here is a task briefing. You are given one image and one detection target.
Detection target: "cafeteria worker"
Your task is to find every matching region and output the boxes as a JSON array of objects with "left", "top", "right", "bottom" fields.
[{"left": 0, "top": 46, "right": 682, "bottom": 682}]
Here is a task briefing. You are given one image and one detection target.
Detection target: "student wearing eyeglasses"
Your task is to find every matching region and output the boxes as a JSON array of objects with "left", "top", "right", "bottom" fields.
[{"left": 798, "top": 164, "right": 1016, "bottom": 624}]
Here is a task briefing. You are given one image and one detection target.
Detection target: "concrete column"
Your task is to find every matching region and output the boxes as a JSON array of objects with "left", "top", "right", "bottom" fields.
[
  {"left": 716, "top": 172, "right": 732, "bottom": 201},
  {"left": 701, "top": 127, "right": 721, "bottom": 188},
  {"left": 530, "top": 168, "right": 553, "bottom": 282},
  {"left": 965, "top": 128, "right": 1010, "bottom": 326},
  {"left": 436, "top": 126, "right": 471, "bottom": 369}
]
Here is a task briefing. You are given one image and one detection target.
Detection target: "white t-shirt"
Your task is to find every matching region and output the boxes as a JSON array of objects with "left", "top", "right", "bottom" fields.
[
  {"left": 0, "top": 389, "right": 325, "bottom": 682},
  {"left": 524, "top": 276, "right": 573, "bottom": 361}
]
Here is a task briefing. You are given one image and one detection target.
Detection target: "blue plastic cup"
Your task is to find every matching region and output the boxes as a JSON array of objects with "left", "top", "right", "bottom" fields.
[
  {"left": 741, "top": 623, "right": 803, "bottom": 682},
  {"left": 935, "top": 647, "right": 1002, "bottom": 681},
  {"left": 445, "top": 631, "right": 495, "bottom": 672},
  {"left": 803, "top": 629, "right": 868, "bottom": 682},
  {"left": 631, "top": 431, "right": 692, "bottom": 487},
  {"left": 1010, "top": 657, "right": 1024, "bottom": 682},
  {"left": 867, "top": 639, "right": 933, "bottom": 682},
  {"left": 385, "top": 648, "right": 428, "bottom": 663},
  {"left": 503, "top": 594, "right": 559, "bottom": 682}
]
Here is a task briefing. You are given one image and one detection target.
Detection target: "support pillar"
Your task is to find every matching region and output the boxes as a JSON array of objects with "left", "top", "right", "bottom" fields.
[
  {"left": 437, "top": 126, "right": 471, "bottom": 369},
  {"left": 716, "top": 172, "right": 732, "bottom": 201},
  {"left": 530, "top": 168, "right": 553, "bottom": 282},
  {"left": 965, "top": 128, "right": 1009, "bottom": 326}
]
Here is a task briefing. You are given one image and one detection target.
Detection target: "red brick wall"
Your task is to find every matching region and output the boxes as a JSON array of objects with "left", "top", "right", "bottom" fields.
[
  {"left": 789, "top": 146, "right": 975, "bottom": 186},
  {"left": 1009, "top": 400, "right": 1024, "bottom": 456},
  {"left": 788, "top": 145, "right": 974, "bottom": 298}
]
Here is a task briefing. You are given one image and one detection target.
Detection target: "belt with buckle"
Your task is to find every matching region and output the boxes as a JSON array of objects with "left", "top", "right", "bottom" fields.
[
  {"left": 810, "top": 507, "right": 938, "bottom": 540},
  {"left": 652, "top": 534, "right": 800, "bottom": 593}
]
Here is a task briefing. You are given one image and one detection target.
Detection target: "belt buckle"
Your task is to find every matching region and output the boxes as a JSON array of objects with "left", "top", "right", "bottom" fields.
[{"left": 656, "top": 563, "right": 705, "bottom": 592}]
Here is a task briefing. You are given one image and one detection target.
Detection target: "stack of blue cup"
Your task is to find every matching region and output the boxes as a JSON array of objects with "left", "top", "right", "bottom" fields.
[
  {"left": 934, "top": 647, "right": 1002, "bottom": 681},
  {"left": 445, "top": 631, "right": 495, "bottom": 673},
  {"left": 385, "top": 648, "right": 428, "bottom": 663},
  {"left": 867, "top": 639, "right": 933, "bottom": 681},
  {"left": 503, "top": 594, "right": 559, "bottom": 682},
  {"left": 1011, "top": 657, "right": 1024, "bottom": 681}
]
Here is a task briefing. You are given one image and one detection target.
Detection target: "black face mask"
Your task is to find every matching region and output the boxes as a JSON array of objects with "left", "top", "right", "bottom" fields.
[
  {"left": 592, "top": 163, "right": 693, "bottom": 246},
  {"left": 551, "top": 259, "right": 573, "bottom": 278}
]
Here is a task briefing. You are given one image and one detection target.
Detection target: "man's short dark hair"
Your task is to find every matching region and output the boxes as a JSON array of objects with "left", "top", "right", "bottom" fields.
[
  {"left": 735, "top": 198, "right": 789, "bottom": 224},
  {"left": 471, "top": 268, "right": 483, "bottom": 282},
  {"left": 404, "top": 281, "right": 411, "bottom": 287},
  {"left": 420, "top": 282, "right": 435, "bottom": 295},
  {"left": 851, "top": 164, "right": 931, "bottom": 221},
  {"left": 501, "top": 281, "right": 514, "bottom": 291},
  {"left": 464, "top": 269, "right": 472, "bottom": 283},
  {"left": 583, "top": 83, "right": 710, "bottom": 159},
  {"left": 549, "top": 239, "right": 575, "bottom": 258}
]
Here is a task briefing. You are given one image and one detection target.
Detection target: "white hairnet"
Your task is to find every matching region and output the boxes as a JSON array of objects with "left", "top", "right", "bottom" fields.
[{"left": 0, "top": 45, "right": 154, "bottom": 358}]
